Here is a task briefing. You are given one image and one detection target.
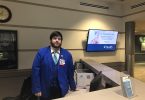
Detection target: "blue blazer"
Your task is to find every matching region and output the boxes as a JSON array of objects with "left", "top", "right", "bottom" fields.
[{"left": 32, "top": 46, "right": 76, "bottom": 98}]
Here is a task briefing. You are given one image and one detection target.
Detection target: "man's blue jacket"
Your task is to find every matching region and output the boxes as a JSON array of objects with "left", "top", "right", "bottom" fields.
[{"left": 32, "top": 46, "right": 76, "bottom": 98}]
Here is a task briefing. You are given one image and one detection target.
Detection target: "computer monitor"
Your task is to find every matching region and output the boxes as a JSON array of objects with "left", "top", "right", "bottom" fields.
[{"left": 89, "top": 71, "right": 104, "bottom": 92}]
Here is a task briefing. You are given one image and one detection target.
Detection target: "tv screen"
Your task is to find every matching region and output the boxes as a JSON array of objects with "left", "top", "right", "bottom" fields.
[{"left": 86, "top": 29, "right": 118, "bottom": 52}]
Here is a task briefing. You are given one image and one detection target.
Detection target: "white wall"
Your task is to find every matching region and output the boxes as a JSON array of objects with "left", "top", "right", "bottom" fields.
[
  {"left": 0, "top": 0, "right": 126, "bottom": 99},
  {"left": 1, "top": 0, "right": 145, "bottom": 99},
  {"left": 0, "top": 0, "right": 125, "bottom": 70}
]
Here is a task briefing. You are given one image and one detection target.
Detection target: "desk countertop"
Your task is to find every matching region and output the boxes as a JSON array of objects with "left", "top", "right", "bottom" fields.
[{"left": 55, "top": 59, "right": 145, "bottom": 100}]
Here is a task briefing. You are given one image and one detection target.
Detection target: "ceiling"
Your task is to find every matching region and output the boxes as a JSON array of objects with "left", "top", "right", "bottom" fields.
[
  {"left": 101, "top": 0, "right": 125, "bottom": 2},
  {"left": 100, "top": 0, "right": 145, "bottom": 32},
  {"left": 96, "top": 0, "right": 145, "bottom": 31}
]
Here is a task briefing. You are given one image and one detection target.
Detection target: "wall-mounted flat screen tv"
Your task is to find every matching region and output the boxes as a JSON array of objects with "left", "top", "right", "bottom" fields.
[{"left": 86, "top": 29, "right": 118, "bottom": 52}]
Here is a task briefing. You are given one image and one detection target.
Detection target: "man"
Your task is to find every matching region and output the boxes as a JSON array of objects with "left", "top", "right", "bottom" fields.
[{"left": 32, "top": 31, "right": 76, "bottom": 100}]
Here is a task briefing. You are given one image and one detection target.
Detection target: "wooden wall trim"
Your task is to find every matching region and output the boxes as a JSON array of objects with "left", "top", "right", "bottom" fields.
[
  {"left": 18, "top": 48, "right": 125, "bottom": 52},
  {"left": 0, "top": 24, "right": 125, "bottom": 33},
  {"left": 0, "top": 69, "right": 31, "bottom": 78}
]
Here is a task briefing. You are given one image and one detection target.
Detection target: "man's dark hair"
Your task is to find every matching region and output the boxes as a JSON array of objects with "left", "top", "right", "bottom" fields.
[{"left": 50, "top": 31, "right": 63, "bottom": 40}]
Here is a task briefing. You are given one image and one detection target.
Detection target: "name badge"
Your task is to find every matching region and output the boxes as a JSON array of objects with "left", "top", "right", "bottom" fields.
[{"left": 59, "top": 59, "right": 65, "bottom": 66}]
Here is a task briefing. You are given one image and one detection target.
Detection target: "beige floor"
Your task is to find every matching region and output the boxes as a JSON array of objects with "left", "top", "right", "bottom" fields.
[{"left": 134, "top": 63, "right": 145, "bottom": 82}]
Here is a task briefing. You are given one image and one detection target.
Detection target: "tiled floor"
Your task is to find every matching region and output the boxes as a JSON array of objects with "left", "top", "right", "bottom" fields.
[{"left": 134, "top": 63, "right": 145, "bottom": 82}]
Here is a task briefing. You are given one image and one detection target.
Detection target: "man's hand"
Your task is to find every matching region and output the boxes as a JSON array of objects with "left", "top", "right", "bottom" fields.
[{"left": 35, "top": 92, "right": 42, "bottom": 97}]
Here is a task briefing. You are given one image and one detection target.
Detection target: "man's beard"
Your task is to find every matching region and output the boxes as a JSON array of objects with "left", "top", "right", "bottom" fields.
[{"left": 50, "top": 42, "right": 61, "bottom": 49}]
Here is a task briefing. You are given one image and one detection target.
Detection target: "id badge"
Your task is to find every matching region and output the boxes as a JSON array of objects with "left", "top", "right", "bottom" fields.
[{"left": 59, "top": 59, "right": 65, "bottom": 66}]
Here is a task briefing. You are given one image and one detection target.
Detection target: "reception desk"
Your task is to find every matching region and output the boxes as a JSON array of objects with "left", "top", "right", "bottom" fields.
[{"left": 56, "top": 59, "right": 145, "bottom": 100}]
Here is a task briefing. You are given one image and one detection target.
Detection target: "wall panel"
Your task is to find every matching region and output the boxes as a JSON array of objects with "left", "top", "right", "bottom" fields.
[{"left": 0, "top": 0, "right": 125, "bottom": 70}]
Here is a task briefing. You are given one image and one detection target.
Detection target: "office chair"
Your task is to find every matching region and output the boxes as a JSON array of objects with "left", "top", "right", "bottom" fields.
[{"left": 2, "top": 76, "right": 38, "bottom": 100}]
